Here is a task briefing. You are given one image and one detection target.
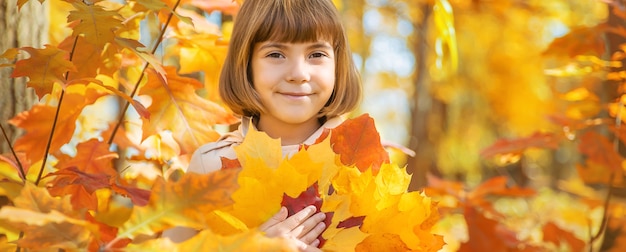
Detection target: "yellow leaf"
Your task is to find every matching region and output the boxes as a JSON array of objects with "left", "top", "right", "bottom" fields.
[
  {"left": 323, "top": 226, "right": 368, "bottom": 251},
  {"left": 119, "top": 169, "right": 239, "bottom": 238},
  {"left": 234, "top": 121, "right": 283, "bottom": 168},
  {"left": 68, "top": 1, "right": 123, "bottom": 47},
  {"left": 179, "top": 229, "right": 300, "bottom": 252},
  {"left": 0, "top": 183, "right": 95, "bottom": 250}
]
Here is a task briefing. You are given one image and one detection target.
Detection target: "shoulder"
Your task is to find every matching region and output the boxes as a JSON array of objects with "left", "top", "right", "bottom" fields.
[{"left": 188, "top": 130, "right": 243, "bottom": 174}]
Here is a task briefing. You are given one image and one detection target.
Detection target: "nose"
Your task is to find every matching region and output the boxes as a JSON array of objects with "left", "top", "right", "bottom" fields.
[{"left": 287, "top": 58, "right": 310, "bottom": 83}]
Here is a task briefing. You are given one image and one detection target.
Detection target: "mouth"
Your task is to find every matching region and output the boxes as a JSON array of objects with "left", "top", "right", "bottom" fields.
[{"left": 279, "top": 92, "right": 311, "bottom": 97}]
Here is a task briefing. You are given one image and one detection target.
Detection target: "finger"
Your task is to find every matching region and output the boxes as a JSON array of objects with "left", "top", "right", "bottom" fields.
[
  {"left": 291, "top": 212, "right": 325, "bottom": 239},
  {"left": 310, "top": 239, "right": 320, "bottom": 248},
  {"left": 277, "top": 205, "right": 317, "bottom": 233},
  {"left": 298, "top": 221, "right": 326, "bottom": 245},
  {"left": 259, "top": 206, "right": 288, "bottom": 232}
]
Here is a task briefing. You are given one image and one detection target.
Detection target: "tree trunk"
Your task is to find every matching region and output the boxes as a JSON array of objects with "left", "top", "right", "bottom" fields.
[{"left": 0, "top": 0, "right": 47, "bottom": 154}]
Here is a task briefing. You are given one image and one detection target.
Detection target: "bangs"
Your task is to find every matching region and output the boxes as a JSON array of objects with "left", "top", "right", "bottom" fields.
[{"left": 253, "top": 0, "right": 342, "bottom": 44}]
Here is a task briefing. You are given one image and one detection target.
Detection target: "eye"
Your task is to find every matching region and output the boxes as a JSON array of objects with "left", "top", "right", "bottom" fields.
[
  {"left": 309, "top": 52, "right": 327, "bottom": 58},
  {"left": 267, "top": 52, "right": 284, "bottom": 58}
]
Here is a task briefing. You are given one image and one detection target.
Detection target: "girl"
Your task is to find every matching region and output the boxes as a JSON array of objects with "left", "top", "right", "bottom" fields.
[{"left": 163, "top": 0, "right": 362, "bottom": 249}]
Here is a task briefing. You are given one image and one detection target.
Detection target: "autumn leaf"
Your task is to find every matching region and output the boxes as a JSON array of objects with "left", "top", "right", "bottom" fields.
[
  {"left": 68, "top": 1, "right": 123, "bottom": 47},
  {"left": 318, "top": 113, "right": 389, "bottom": 172},
  {"left": 578, "top": 131, "right": 623, "bottom": 172},
  {"left": 9, "top": 86, "right": 107, "bottom": 163},
  {"left": 114, "top": 37, "right": 167, "bottom": 80},
  {"left": 0, "top": 183, "right": 96, "bottom": 250},
  {"left": 86, "top": 212, "right": 132, "bottom": 251},
  {"left": 126, "top": 229, "right": 300, "bottom": 252},
  {"left": 58, "top": 36, "right": 105, "bottom": 80},
  {"left": 458, "top": 206, "right": 519, "bottom": 252},
  {"left": 56, "top": 139, "right": 118, "bottom": 175},
  {"left": 139, "top": 66, "right": 237, "bottom": 154},
  {"left": 10, "top": 45, "right": 76, "bottom": 99},
  {"left": 543, "top": 23, "right": 609, "bottom": 58},
  {"left": 543, "top": 222, "right": 585, "bottom": 251},
  {"left": 119, "top": 168, "right": 239, "bottom": 239},
  {"left": 480, "top": 132, "right": 561, "bottom": 158}
]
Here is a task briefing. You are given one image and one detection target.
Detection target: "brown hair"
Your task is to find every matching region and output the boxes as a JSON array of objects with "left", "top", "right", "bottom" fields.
[{"left": 219, "top": 0, "right": 362, "bottom": 118}]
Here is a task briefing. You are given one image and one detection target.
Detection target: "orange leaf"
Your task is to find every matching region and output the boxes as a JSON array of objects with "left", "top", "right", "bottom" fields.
[
  {"left": 325, "top": 114, "right": 389, "bottom": 172},
  {"left": 458, "top": 206, "right": 519, "bottom": 252},
  {"left": 68, "top": 1, "right": 123, "bottom": 47},
  {"left": 480, "top": 132, "right": 560, "bottom": 158},
  {"left": 45, "top": 166, "right": 150, "bottom": 210},
  {"left": 139, "top": 66, "right": 237, "bottom": 154},
  {"left": 86, "top": 212, "right": 131, "bottom": 251},
  {"left": 579, "top": 131, "right": 623, "bottom": 172},
  {"left": 56, "top": 139, "right": 118, "bottom": 175},
  {"left": 543, "top": 222, "right": 585, "bottom": 251},
  {"left": 45, "top": 167, "right": 109, "bottom": 211},
  {"left": 119, "top": 169, "right": 240, "bottom": 238},
  {"left": 355, "top": 233, "right": 410, "bottom": 251},
  {"left": 10, "top": 45, "right": 76, "bottom": 99},
  {"left": 543, "top": 23, "right": 609, "bottom": 58},
  {"left": 0, "top": 183, "right": 95, "bottom": 250},
  {"left": 58, "top": 36, "right": 102, "bottom": 80},
  {"left": 9, "top": 87, "right": 107, "bottom": 163}
]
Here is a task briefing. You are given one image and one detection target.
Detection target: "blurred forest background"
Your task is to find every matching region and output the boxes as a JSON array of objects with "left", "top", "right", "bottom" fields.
[{"left": 2, "top": 0, "right": 626, "bottom": 251}]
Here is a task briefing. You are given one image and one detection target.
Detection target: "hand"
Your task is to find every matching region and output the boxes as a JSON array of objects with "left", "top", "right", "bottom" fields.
[{"left": 259, "top": 205, "right": 327, "bottom": 249}]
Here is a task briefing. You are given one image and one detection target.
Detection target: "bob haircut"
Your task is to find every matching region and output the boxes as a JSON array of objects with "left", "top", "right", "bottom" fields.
[{"left": 219, "top": 0, "right": 362, "bottom": 119}]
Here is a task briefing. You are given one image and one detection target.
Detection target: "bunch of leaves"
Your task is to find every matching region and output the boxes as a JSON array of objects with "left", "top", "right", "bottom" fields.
[{"left": 135, "top": 114, "right": 444, "bottom": 251}]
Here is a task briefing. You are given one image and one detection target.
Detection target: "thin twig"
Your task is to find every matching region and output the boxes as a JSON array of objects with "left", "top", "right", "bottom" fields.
[
  {"left": 104, "top": 1, "right": 182, "bottom": 248},
  {"left": 588, "top": 101, "right": 623, "bottom": 249},
  {"left": 107, "top": 0, "right": 181, "bottom": 145},
  {"left": 0, "top": 123, "right": 26, "bottom": 181},
  {"left": 34, "top": 35, "right": 79, "bottom": 186}
]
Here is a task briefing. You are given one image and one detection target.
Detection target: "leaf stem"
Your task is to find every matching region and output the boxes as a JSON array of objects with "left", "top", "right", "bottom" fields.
[
  {"left": 0, "top": 123, "right": 26, "bottom": 182},
  {"left": 34, "top": 35, "right": 79, "bottom": 186},
  {"left": 107, "top": 0, "right": 182, "bottom": 145},
  {"left": 588, "top": 100, "right": 623, "bottom": 249}
]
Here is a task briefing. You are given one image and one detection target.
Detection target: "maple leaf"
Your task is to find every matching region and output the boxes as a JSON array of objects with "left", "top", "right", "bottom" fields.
[
  {"left": 316, "top": 113, "right": 389, "bottom": 173},
  {"left": 458, "top": 206, "right": 519, "bottom": 252},
  {"left": 138, "top": 66, "right": 237, "bottom": 154},
  {"left": 10, "top": 45, "right": 76, "bottom": 99},
  {"left": 114, "top": 37, "right": 167, "bottom": 81},
  {"left": 480, "top": 132, "right": 561, "bottom": 158},
  {"left": 119, "top": 168, "right": 239, "bottom": 239},
  {"left": 9, "top": 86, "right": 107, "bottom": 163},
  {"left": 578, "top": 131, "right": 623, "bottom": 172},
  {"left": 0, "top": 183, "right": 96, "bottom": 250},
  {"left": 542, "top": 222, "right": 585, "bottom": 251},
  {"left": 169, "top": 27, "right": 227, "bottom": 74},
  {"left": 55, "top": 139, "right": 118, "bottom": 175},
  {"left": 67, "top": 1, "right": 123, "bottom": 47},
  {"left": 58, "top": 36, "right": 103, "bottom": 80}
]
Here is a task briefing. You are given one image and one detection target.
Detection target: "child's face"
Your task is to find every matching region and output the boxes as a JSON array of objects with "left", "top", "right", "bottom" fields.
[{"left": 251, "top": 40, "right": 335, "bottom": 127}]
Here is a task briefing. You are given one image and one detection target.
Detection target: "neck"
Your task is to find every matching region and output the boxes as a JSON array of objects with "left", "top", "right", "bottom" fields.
[{"left": 256, "top": 116, "right": 322, "bottom": 146}]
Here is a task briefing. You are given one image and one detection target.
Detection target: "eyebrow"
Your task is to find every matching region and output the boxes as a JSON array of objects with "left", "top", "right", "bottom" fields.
[{"left": 258, "top": 42, "right": 333, "bottom": 51}]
